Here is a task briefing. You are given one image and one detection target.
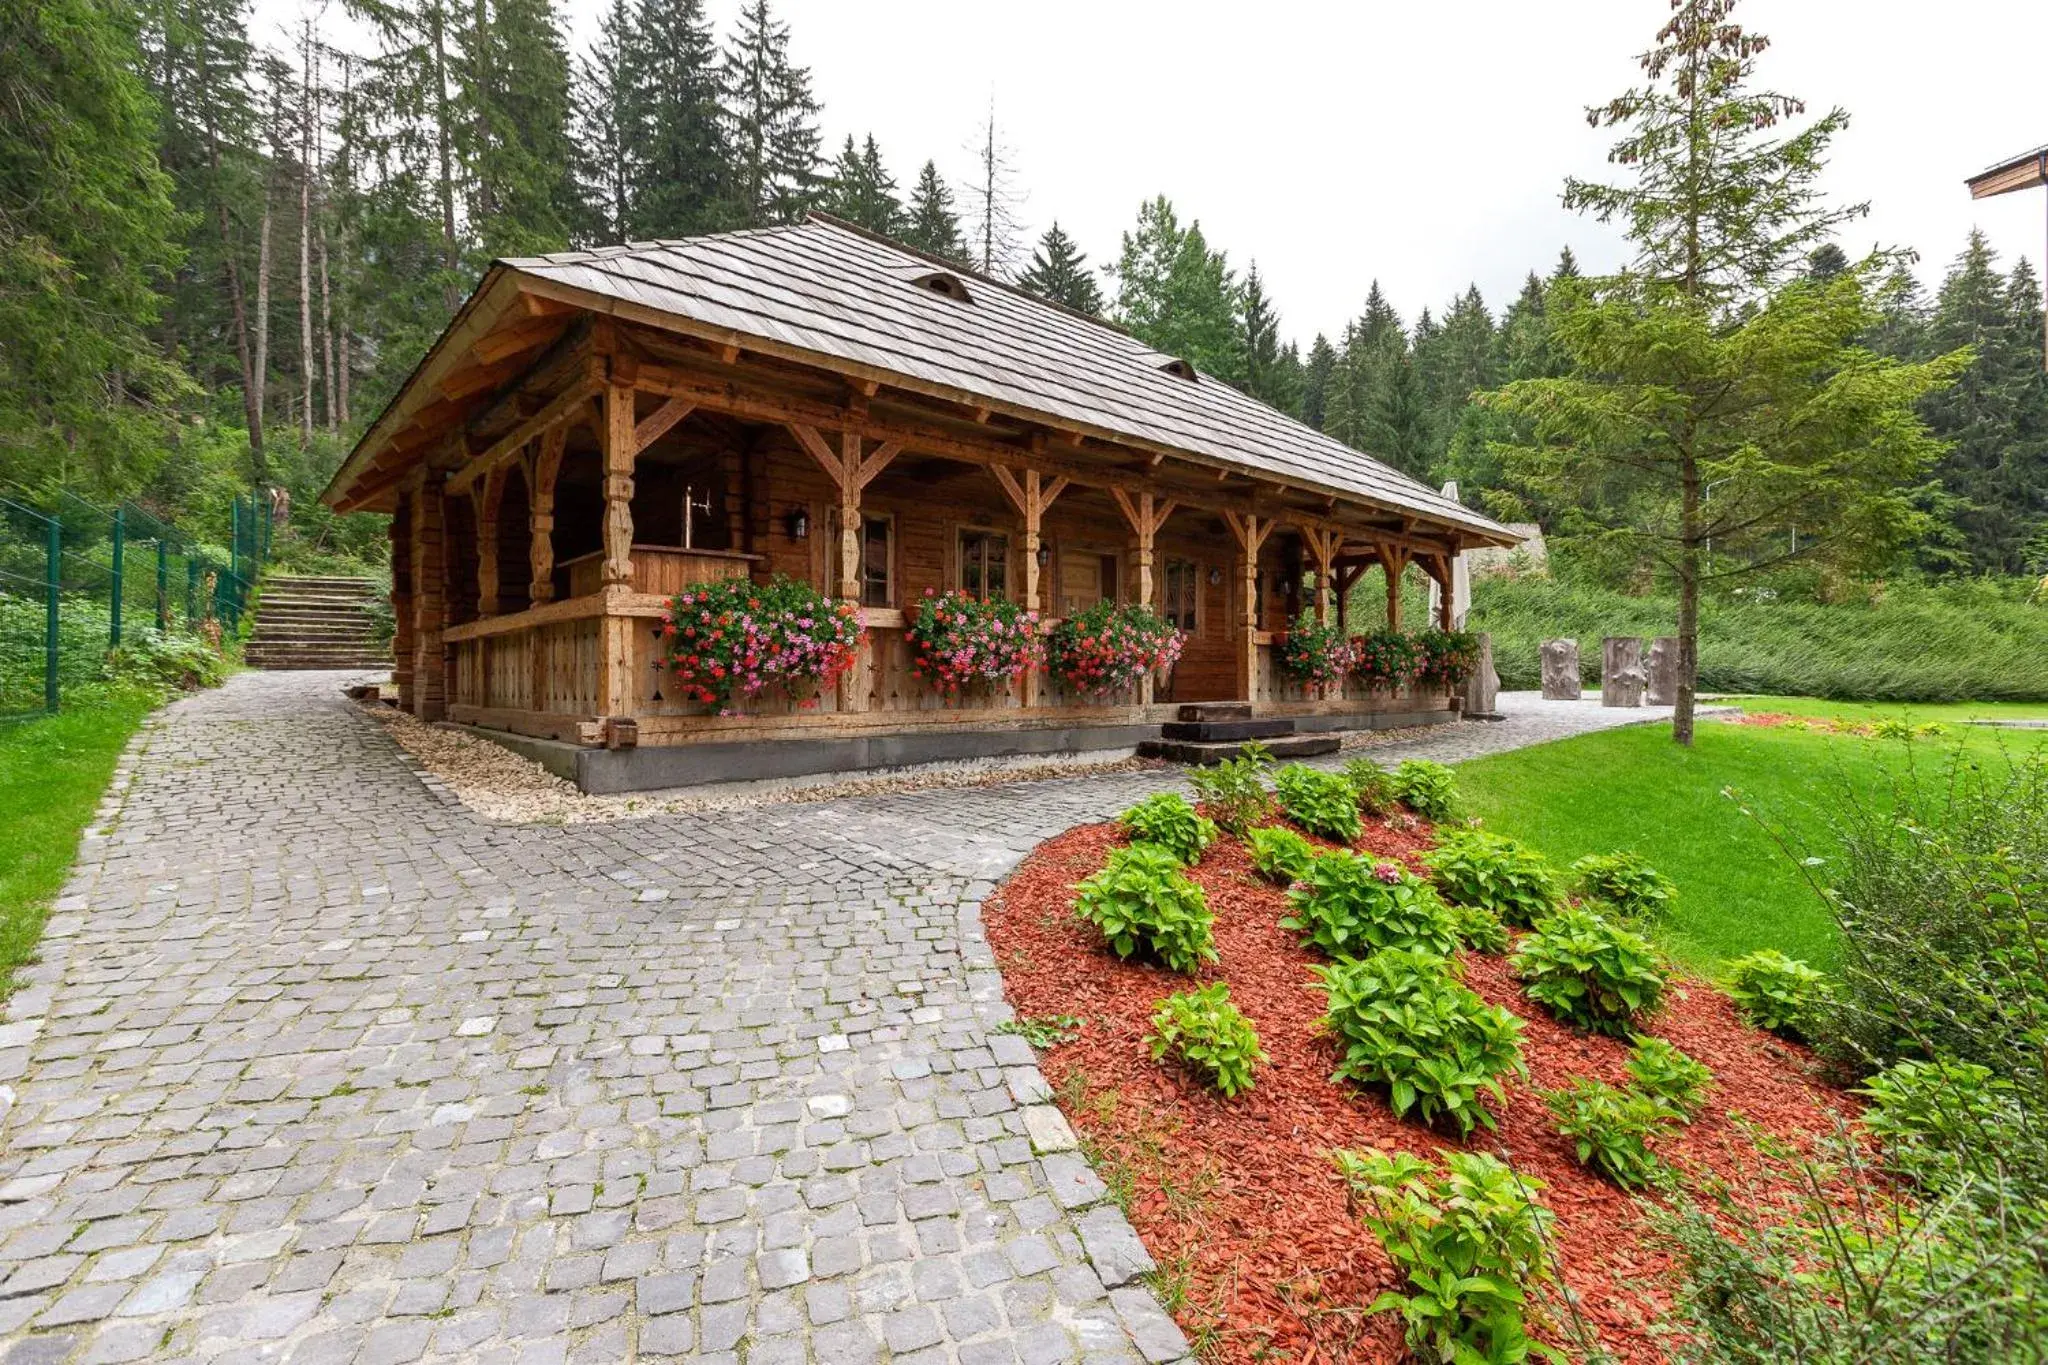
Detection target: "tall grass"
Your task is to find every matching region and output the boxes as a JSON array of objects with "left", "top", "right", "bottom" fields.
[{"left": 1470, "top": 576, "right": 2048, "bottom": 701}]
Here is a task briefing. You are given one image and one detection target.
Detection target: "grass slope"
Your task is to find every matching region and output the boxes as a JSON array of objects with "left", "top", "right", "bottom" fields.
[
  {"left": 1450, "top": 711, "right": 2048, "bottom": 974},
  {"left": 0, "top": 688, "right": 156, "bottom": 994}
]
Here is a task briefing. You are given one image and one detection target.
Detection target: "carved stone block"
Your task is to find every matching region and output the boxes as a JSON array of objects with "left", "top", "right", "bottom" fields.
[
  {"left": 1540, "top": 639, "right": 1580, "bottom": 700},
  {"left": 1602, "top": 636, "right": 1646, "bottom": 707},
  {"left": 1464, "top": 633, "right": 1503, "bottom": 718},
  {"left": 1646, "top": 636, "right": 1680, "bottom": 706}
]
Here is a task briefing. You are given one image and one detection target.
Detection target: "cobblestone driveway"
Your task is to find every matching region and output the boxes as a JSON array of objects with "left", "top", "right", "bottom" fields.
[{"left": 0, "top": 674, "right": 1681, "bottom": 1363}]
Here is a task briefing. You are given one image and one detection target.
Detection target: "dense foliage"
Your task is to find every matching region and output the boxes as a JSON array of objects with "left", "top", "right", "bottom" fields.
[
  {"left": 1544, "top": 1077, "right": 1675, "bottom": 1190},
  {"left": 1246, "top": 824, "right": 1319, "bottom": 887},
  {"left": 1186, "top": 742, "right": 1273, "bottom": 833},
  {"left": 1570, "top": 851, "right": 1677, "bottom": 925},
  {"left": 1627, "top": 1036, "right": 1714, "bottom": 1122},
  {"left": 1512, "top": 907, "right": 1669, "bottom": 1035},
  {"left": 1282, "top": 853, "right": 1461, "bottom": 960},
  {"left": 1722, "top": 949, "right": 1831, "bottom": 1038},
  {"left": 1391, "top": 759, "right": 1461, "bottom": 821},
  {"left": 905, "top": 589, "right": 1039, "bottom": 696},
  {"left": 1148, "top": 982, "right": 1267, "bottom": 1098},
  {"left": 1274, "top": 763, "right": 1362, "bottom": 843},
  {"left": 1342, "top": 757, "right": 1395, "bottom": 815},
  {"left": 1046, "top": 600, "right": 1182, "bottom": 697},
  {"left": 1117, "top": 792, "right": 1217, "bottom": 865},
  {"left": 1412, "top": 628, "right": 1480, "bottom": 691},
  {"left": 1316, "top": 948, "right": 1527, "bottom": 1135},
  {"left": 1332, "top": 1148, "right": 1557, "bottom": 1365},
  {"left": 1421, "top": 830, "right": 1563, "bottom": 927},
  {"left": 659, "top": 576, "right": 861, "bottom": 709},
  {"left": 1072, "top": 844, "right": 1217, "bottom": 974}
]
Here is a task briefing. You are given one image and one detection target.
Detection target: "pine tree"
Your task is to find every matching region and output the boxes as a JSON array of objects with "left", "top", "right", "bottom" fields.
[
  {"left": 1109, "top": 196, "right": 1241, "bottom": 383},
  {"left": 1299, "top": 333, "right": 1336, "bottom": 430},
  {"left": 459, "top": 0, "right": 578, "bottom": 255},
  {"left": 818, "top": 134, "right": 901, "bottom": 236},
  {"left": 621, "top": 0, "right": 729, "bottom": 237},
  {"left": 571, "top": 0, "right": 632, "bottom": 242},
  {"left": 1017, "top": 222, "right": 1102, "bottom": 314},
  {"left": 1238, "top": 263, "right": 1295, "bottom": 412},
  {"left": 0, "top": 0, "right": 189, "bottom": 491},
  {"left": 1488, "top": 0, "right": 1962, "bottom": 745},
  {"left": 720, "top": 0, "right": 819, "bottom": 227},
  {"left": 901, "top": 161, "right": 966, "bottom": 264}
]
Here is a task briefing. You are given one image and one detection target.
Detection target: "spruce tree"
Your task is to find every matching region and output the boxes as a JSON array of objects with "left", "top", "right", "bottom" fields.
[
  {"left": 571, "top": 0, "right": 632, "bottom": 243},
  {"left": 621, "top": 0, "right": 729, "bottom": 237},
  {"left": 720, "top": 0, "right": 819, "bottom": 227},
  {"left": 1300, "top": 333, "right": 1336, "bottom": 430},
  {"left": 1018, "top": 222, "right": 1102, "bottom": 314},
  {"left": 1109, "top": 196, "right": 1241, "bottom": 383},
  {"left": 901, "top": 161, "right": 967, "bottom": 264},
  {"left": 1239, "top": 262, "right": 1291, "bottom": 409},
  {"left": 818, "top": 134, "right": 902, "bottom": 236},
  {"left": 459, "top": 0, "right": 578, "bottom": 255}
]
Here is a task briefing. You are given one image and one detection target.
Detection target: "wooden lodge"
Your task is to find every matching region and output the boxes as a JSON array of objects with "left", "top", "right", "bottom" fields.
[{"left": 320, "top": 217, "right": 1516, "bottom": 791}]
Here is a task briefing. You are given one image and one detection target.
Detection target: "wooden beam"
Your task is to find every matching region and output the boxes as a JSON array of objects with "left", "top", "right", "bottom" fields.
[
  {"left": 446, "top": 374, "right": 602, "bottom": 497},
  {"left": 786, "top": 423, "right": 845, "bottom": 486},
  {"left": 632, "top": 397, "right": 695, "bottom": 453}
]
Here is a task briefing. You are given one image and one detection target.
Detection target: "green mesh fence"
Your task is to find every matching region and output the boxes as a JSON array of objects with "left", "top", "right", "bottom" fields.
[{"left": 0, "top": 486, "right": 272, "bottom": 719}]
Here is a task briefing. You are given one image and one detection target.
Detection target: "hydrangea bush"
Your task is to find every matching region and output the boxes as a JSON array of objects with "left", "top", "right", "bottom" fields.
[
  {"left": 660, "top": 576, "right": 864, "bottom": 711},
  {"left": 1073, "top": 844, "right": 1217, "bottom": 973},
  {"left": 1118, "top": 792, "right": 1217, "bottom": 864},
  {"left": 1148, "top": 983, "right": 1267, "bottom": 1098},
  {"left": 1275, "top": 763, "right": 1363, "bottom": 842},
  {"left": 1047, "top": 600, "right": 1183, "bottom": 697},
  {"left": 1283, "top": 852, "right": 1460, "bottom": 960},
  {"left": 906, "top": 589, "right": 1039, "bottom": 696},
  {"left": 1422, "top": 830, "right": 1563, "bottom": 926},
  {"left": 1511, "top": 907, "right": 1669, "bottom": 1035}
]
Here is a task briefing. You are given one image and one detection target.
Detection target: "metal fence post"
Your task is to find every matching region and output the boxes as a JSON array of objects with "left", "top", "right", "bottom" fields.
[
  {"left": 45, "top": 511, "right": 61, "bottom": 713},
  {"left": 109, "top": 504, "right": 125, "bottom": 649},
  {"left": 157, "top": 537, "right": 170, "bottom": 631},
  {"left": 231, "top": 496, "right": 241, "bottom": 587},
  {"left": 187, "top": 556, "right": 199, "bottom": 627}
]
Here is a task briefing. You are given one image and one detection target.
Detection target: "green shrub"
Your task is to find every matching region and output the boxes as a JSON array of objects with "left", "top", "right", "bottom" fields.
[
  {"left": 1342, "top": 757, "right": 1395, "bottom": 815},
  {"left": 1148, "top": 983, "right": 1267, "bottom": 1098},
  {"left": 1185, "top": 742, "right": 1273, "bottom": 833},
  {"left": 1282, "top": 852, "right": 1460, "bottom": 960},
  {"left": 1246, "top": 825, "right": 1319, "bottom": 886},
  {"left": 1118, "top": 791, "right": 1217, "bottom": 864},
  {"left": 1073, "top": 845, "right": 1217, "bottom": 974},
  {"left": 1545, "top": 1078, "right": 1676, "bottom": 1190},
  {"left": 1391, "top": 758, "right": 1460, "bottom": 821},
  {"left": 1448, "top": 900, "right": 1512, "bottom": 954},
  {"left": 1627, "top": 1037, "right": 1714, "bottom": 1121},
  {"left": 1421, "top": 830, "right": 1563, "bottom": 927},
  {"left": 1569, "top": 851, "right": 1676, "bottom": 924},
  {"left": 1332, "top": 1147, "right": 1556, "bottom": 1365},
  {"left": 1858, "top": 1058, "right": 2020, "bottom": 1190},
  {"left": 1274, "top": 763, "right": 1362, "bottom": 843},
  {"left": 1723, "top": 949, "right": 1830, "bottom": 1038},
  {"left": 1316, "top": 949, "right": 1526, "bottom": 1134},
  {"left": 1468, "top": 572, "right": 2048, "bottom": 701},
  {"left": 1511, "top": 907, "right": 1668, "bottom": 1036}
]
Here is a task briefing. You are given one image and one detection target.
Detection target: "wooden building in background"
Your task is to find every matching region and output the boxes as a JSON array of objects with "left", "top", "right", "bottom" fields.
[{"left": 320, "top": 217, "right": 1515, "bottom": 790}]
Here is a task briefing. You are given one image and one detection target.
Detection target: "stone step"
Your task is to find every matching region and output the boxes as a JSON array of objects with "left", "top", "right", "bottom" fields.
[
  {"left": 258, "top": 592, "right": 379, "bottom": 606},
  {"left": 264, "top": 576, "right": 383, "bottom": 589},
  {"left": 253, "top": 605, "right": 377, "bottom": 620},
  {"left": 246, "top": 643, "right": 389, "bottom": 659},
  {"left": 1175, "top": 702, "right": 1254, "bottom": 722},
  {"left": 1138, "top": 733, "right": 1340, "bottom": 766},
  {"left": 245, "top": 658, "right": 391, "bottom": 671},
  {"left": 1158, "top": 718, "right": 1296, "bottom": 743}
]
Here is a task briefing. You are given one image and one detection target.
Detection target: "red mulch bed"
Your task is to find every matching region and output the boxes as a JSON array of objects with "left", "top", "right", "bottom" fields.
[{"left": 983, "top": 816, "right": 1853, "bottom": 1363}]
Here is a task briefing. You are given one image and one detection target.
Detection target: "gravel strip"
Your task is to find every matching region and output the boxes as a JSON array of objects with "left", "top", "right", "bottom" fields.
[{"left": 358, "top": 700, "right": 1164, "bottom": 823}]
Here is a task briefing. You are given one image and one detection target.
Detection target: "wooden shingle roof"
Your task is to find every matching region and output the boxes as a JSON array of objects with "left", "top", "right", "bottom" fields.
[{"left": 498, "top": 217, "right": 1509, "bottom": 542}]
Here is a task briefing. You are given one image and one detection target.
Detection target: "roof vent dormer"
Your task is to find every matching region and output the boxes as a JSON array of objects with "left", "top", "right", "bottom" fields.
[
  {"left": 910, "top": 271, "right": 973, "bottom": 304},
  {"left": 1157, "top": 357, "right": 1198, "bottom": 381}
]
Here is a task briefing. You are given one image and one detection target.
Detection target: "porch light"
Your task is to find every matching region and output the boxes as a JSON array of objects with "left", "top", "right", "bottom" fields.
[
  {"left": 1036, "top": 543, "right": 1050, "bottom": 569},
  {"left": 1207, "top": 566, "right": 1221, "bottom": 586},
  {"left": 786, "top": 507, "right": 809, "bottom": 541}
]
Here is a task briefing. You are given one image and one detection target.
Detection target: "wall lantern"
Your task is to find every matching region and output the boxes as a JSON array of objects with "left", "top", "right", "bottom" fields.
[
  {"left": 785, "top": 507, "right": 809, "bottom": 541},
  {"left": 1036, "top": 542, "right": 1051, "bottom": 569},
  {"left": 1207, "top": 566, "right": 1222, "bottom": 586}
]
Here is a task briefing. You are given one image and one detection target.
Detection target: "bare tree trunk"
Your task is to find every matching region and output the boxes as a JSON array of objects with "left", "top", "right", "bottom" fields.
[
  {"left": 1674, "top": 439, "right": 1700, "bottom": 747},
  {"left": 253, "top": 162, "right": 274, "bottom": 482},
  {"left": 297, "top": 20, "right": 316, "bottom": 447},
  {"left": 334, "top": 53, "right": 355, "bottom": 428},
  {"left": 313, "top": 46, "right": 336, "bottom": 434},
  {"left": 205, "top": 106, "right": 263, "bottom": 477}
]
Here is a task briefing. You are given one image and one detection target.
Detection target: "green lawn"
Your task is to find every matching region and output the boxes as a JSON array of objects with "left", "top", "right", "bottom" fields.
[
  {"left": 1721, "top": 695, "right": 2048, "bottom": 725},
  {"left": 1449, "top": 710, "right": 2048, "bottom": 975},
  {"left": 0, "top": 687, "right": 158, "bottom": 996}
]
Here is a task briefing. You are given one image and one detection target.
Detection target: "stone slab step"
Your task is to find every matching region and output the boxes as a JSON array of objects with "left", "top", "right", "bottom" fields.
[
  {"left": 1175, "top": 702, "right": 1253, "bottom": 722},
  {"left": 1159, "top": 718, "right": 1296, "bottom": 743},
  {"left": 1138, "top": 733, "right": 1340, "bottom": 766}
]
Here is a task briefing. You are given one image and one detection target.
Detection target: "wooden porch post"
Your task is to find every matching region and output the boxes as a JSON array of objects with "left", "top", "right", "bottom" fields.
[
  {"left": 528, "top": 426, "right": 565, "bottom": 605},
  {"left": 788, "top": 423, "right": 901, "bottom": 712},
  {"left": 1434, "top": 551, "right": 1456, "bottom": 629},
  {"left": 390, "top": 494, "right": 414, "bottom": 708},
  {"left": 1110, "top": 489, "right": 1176, "bottom": 706},
  {"left": 1302, "top": 527, "right": 1343, "bottom": 626},
  {"left": 474, "top": 467, "right": 504, "bottom": 618},
  {"left": 595, "top": 382, "right": 638, "bottom": 725},
  {"left": 409, "top": 472, "right": 447, "bottom": 722},
  {"left": 1224, "top": 511, "right": 1273, "bottom": 705},
  {"left": 1382, "top": 544, "right": 1410, "bottom": 633},
  {"left": 991, "top": 466, "right": 1070, "bottom": 709}
]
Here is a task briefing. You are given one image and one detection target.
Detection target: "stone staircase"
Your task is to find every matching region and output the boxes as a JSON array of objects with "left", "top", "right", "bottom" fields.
[
  {"left": 1138, "top": 702, "right": 1340, "bottom": 766},
  {"left": 244, "top": 576, "right": 391, "bottom": 671}
]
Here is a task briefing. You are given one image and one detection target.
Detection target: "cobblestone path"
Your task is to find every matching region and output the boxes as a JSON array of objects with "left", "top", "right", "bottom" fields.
[{"left": 0, "top": 674, "right": 1683, "bottom": 1363}]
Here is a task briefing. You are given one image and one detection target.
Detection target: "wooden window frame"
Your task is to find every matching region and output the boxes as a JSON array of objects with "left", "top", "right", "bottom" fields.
[
  {"left": 858, "top": 512, "right": 894, "bottom": 608},
  {"left": 1163, "top": 557, "right": 1199, "bottom": 633},
  {"left": 956, "top": 525, "right": 1012, "bottom": 601}
]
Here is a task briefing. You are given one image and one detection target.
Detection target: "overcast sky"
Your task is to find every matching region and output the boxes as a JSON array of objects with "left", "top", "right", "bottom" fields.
[{"left": 265, "top": 0, "right": 2048, "bottom": 343}]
